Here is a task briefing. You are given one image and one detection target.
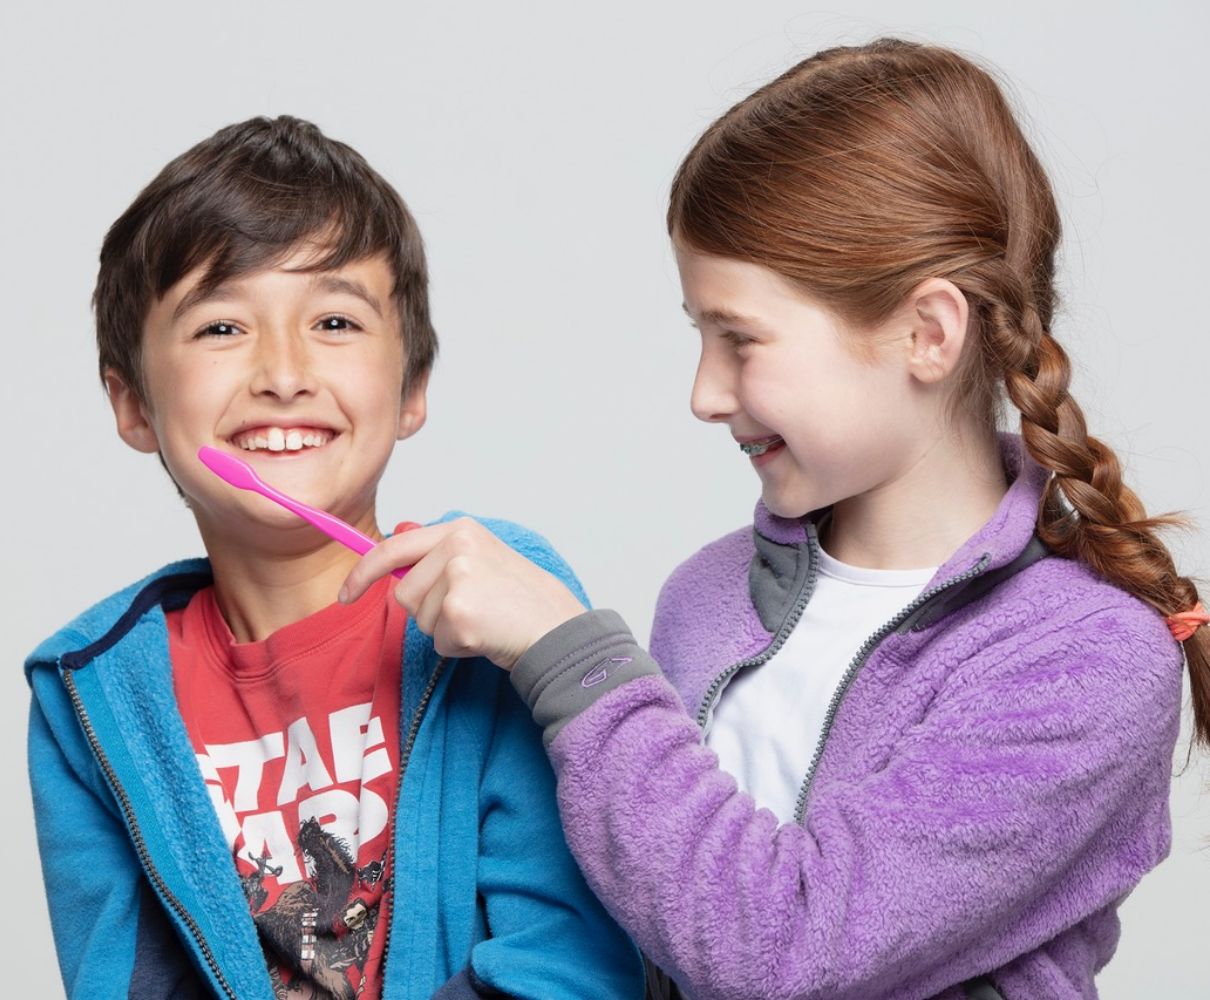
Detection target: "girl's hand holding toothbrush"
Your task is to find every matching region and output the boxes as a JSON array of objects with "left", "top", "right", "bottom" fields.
[{"left": 339, "top": 518, "right": 586, "bottom": 670}]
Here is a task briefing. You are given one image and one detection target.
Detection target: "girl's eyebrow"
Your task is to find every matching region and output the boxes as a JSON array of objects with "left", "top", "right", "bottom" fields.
[{"left": 681, "top": 303, "right": 760, "bottom": 326}]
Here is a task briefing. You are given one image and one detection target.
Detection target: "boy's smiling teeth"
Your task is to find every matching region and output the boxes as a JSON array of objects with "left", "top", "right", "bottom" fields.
[{"left": 232, "top": 427, "right": 335, "bottom": 452}]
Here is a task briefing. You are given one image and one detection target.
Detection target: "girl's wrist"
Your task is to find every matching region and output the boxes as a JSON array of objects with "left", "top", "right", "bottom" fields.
[{"left": 510, "top": 609, "right": 662, "bottom": 745}]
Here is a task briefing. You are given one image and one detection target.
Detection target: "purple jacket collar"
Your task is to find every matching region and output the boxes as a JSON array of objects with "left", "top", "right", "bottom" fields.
[
  {"left": 653, "top": 432, "right": 1052, "bottom": 723},
  {"left": 753, "top": 431, "right": 1049, "bottom": 579}
]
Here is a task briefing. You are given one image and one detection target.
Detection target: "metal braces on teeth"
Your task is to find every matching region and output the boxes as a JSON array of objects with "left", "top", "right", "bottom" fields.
[{"left": 740, "top": 439, "right": 780, "bottom": 457}]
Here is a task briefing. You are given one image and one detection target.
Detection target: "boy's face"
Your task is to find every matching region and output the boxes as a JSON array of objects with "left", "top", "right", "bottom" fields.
[{"left": 105, "top": 249, "right": 426, "bottom": 544}]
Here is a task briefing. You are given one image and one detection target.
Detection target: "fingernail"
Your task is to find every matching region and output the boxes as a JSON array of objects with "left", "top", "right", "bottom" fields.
[{"left": 338, "top": 586, "right": 349, "bottom": 604}]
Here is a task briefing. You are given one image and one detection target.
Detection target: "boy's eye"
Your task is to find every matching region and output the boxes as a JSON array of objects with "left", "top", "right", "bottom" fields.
[
  {"left": 196, "top": 321, "right": 242, "bottom": 338},
  {"left": 721, "top": 330, "right": 754, "bottom": 349},
  {"left": 316, "top": 315, "right": 363, "bottom": 332}
]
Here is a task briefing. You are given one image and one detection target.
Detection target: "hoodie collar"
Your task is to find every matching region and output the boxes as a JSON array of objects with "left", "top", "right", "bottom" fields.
[{"left": 753, "top": 431, "right": 1049, "bottom": 584}]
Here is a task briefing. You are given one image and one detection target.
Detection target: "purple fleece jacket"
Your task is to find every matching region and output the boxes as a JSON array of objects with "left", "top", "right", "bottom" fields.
[{"left": 510, "top": 434, "right": 1184, "bottom": 1000}]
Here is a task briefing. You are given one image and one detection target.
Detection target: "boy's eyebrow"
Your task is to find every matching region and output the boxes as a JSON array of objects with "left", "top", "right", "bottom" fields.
[
  {"left": 171, "top": 273, "right": 386, "bottom": 322},
  {"left": 172, "top": 282, "right": 240, "bottom": 322},
  {"left": 309, "top": 275, "right": 384, "bottom": 318}
]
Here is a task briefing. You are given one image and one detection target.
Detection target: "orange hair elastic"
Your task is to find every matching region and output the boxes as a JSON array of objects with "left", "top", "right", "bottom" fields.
[{"left": 1166, "top": 601, "right": 1210, "bottom": 642}]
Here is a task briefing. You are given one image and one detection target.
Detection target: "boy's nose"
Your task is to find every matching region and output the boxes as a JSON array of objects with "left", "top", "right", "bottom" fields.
[
  {"left": 249, "top": 331, "right": 317, "bottom": 400},
  {"left": 689, "top": 348, "right": 738, "bottom": 424}
]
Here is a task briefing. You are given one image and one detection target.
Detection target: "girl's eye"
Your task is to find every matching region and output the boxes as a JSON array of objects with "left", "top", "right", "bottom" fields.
[
  {"left": 316, "top": 315, "right": 363, "bottom": 333},
  {"left": 196, "top": 321, "right": 242, "bottom": 338},
  {"left": 721, "top": 330, "right": 754, "bottom": 349}
]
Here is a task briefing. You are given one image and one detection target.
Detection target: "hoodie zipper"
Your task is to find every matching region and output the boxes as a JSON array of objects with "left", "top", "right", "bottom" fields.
[
  {"left": 378, "top": 655, "right": 449, "bottom": 988},
  {"left": 694, "top": 524, "right": 822, "bottom": 732},
  {"left": 64, "top": 641, "right": 450, "bottom": 999},
  {"left": 62, "top": 667, "right": 239, "bottom": 1000},
  {"left": 790, "top": 552, "right": 991, "bottom": 824},
  {"left": 692, "top": 522, "right": 994, "bottom": 827}
]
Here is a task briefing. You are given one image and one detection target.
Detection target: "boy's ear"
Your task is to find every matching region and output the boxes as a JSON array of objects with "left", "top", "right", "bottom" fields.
[
  {"left": 904, "top": 278, "right": 969, "bottom": 385},
  {"left": 103, "top": 368, "right": 160, "bottom": 454},
  {"left": 396, "top": 368, "right": 430, "bottom": 441}
]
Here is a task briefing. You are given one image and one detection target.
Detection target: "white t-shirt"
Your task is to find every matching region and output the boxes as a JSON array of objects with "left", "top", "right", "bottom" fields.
[{"left": 704, "top": 541, "right": 937, "bottom": 823}]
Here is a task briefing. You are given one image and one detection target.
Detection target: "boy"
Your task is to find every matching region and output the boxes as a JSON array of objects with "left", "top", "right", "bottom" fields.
[{"left": 25, "top": 116, "right": 642, "bottom": 1000}]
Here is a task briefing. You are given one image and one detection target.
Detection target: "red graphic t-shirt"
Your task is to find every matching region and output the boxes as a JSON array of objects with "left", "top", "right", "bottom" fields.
[{"left": 168, "top": 572, "right": 406, "bottom": 1000}]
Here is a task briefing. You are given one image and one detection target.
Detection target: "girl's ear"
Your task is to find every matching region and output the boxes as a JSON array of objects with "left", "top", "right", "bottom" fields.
[
  {"left": 396, "top": 368, "right": 430, "bottom": 441},
  {"left": 103, "top": 368, "right": 161, "bottom": 454},
  {"left": 904, "top": 278, "right": 969, "bottom": 385}
]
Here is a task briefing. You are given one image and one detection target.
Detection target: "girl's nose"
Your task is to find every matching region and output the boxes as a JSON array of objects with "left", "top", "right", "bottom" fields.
[
  {"left": 249, "top": 329, "right": 317, "bottom": 400},
  {"left": 690, "top": 347, "right": 738, "bottom": 423}
]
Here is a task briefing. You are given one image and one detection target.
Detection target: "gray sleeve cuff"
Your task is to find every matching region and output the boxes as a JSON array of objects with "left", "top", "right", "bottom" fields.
[{"left": 511, "top": 609, "right": 662, "bottom": 745}]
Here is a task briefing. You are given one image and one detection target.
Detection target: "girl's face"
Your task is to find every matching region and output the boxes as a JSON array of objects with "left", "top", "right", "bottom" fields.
[{"left": 676, "top": 247, "right": 940, "bottom": 520}]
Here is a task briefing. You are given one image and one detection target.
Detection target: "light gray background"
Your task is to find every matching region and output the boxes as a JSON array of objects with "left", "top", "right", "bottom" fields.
[{"left": 3, "top": 1, "right": 1206, "bottom": 994}]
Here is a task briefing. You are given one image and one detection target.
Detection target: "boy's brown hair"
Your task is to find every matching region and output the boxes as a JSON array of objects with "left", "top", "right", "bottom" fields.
[{"left": 94, "top": 115, "right": 437, "bottom": 402}]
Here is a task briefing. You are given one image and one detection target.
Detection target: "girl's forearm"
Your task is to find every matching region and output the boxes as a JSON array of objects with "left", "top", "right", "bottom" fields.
[{"left": 510, "top": 608, "right": 1174, "bottom": 1000}]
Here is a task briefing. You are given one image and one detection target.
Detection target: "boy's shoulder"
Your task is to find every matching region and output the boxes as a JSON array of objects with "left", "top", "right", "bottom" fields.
[
  {"left": 429, "top": 511, "right": 589, "bottom": 607},
  {"left": 25, "top": 557, "right": 210, "bottom": 679},
  {"left": 27, "top": 511, "right": 587, "bottom": 674}
]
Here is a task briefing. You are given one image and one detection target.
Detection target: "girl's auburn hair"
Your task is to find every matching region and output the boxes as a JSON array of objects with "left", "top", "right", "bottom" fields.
[{"left": 669, "top": 38, "right": 1210, "bottom": 745}]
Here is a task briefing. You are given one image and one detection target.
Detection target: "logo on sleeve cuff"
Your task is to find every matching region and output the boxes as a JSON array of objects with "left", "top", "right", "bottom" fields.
[{"left": 581, "top": 656, "right": 634, "bottom": 688}]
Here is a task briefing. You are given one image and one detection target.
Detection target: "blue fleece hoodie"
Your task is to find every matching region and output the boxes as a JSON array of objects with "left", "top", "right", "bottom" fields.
[{"left": 26, "top": 513, "right": 643, "bottom": 1000}]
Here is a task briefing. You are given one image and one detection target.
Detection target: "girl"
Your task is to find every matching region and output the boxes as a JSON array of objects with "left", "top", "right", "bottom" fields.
[{"left": 341, "top": 39, "right": 1210, "bottom": 999}]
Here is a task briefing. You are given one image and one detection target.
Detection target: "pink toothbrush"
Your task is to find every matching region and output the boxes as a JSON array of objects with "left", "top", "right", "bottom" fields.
[{"left": 198, "top": 446, "right": 408, "bottom": 579}]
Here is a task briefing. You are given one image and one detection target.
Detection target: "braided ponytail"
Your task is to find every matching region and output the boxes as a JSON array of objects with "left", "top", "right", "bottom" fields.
[
  {"left": 985, "top": 275, "right": 1210, "bottom": 743},
  {"left": 667, "top": 37, "right": 1210, "bottom": 745}
]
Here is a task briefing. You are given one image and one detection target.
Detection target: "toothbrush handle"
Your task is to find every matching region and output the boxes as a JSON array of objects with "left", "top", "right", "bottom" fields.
[{"left": 257, "top": 483, "right": 407, "bottom": 580}]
